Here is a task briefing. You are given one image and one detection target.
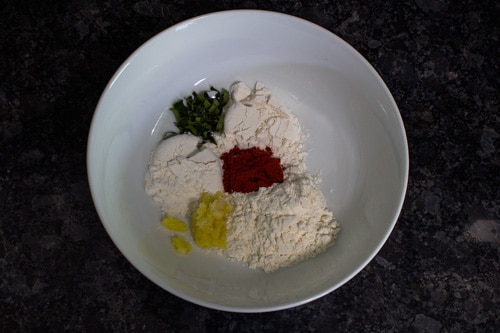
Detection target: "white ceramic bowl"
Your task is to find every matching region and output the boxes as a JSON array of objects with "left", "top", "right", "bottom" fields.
[{"left": 87, "top": 10, "right": 408, "bottom": 312}]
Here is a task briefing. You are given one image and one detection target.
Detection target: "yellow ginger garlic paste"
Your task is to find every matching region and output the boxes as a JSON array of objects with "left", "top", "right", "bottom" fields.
[{"left": 192, "top": 191, "right": 232, "bottom": 249}]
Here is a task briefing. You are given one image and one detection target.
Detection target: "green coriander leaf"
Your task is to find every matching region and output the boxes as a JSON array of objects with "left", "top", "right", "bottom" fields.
[{"left": 165, "top": 87, "right": 230, "bottom": 143}]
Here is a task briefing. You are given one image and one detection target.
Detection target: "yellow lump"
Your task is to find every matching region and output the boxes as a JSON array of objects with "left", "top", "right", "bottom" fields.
[
  {"left": 161, "top": 216, "right": 190, "bottom": 254},
  {"left": 161, "top": 215, "right": 188, "bottom": 232},
  {"left": 171, "top": 236, "right": 192, "bottom": 254},
  {"left": 191, "top": 191, "right": 233, "bottom": 249}
]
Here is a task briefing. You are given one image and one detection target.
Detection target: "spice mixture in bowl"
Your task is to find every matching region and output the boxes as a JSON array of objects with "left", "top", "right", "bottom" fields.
[
  {"left": 145, "top": 81, "right": 340, "bottom": 273},
  {"left": 87, "top": 10, "right": 409, "bottom": 312}
]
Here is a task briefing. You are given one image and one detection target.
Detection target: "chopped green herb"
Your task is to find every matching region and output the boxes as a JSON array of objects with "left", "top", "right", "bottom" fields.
[{"left": 168, "top": 87, "right": 229, "bottom": 143}]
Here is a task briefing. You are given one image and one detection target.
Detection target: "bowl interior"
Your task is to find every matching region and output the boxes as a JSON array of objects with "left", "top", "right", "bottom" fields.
[{"left": 87, "top": 10, "right": 408, "bottom": 312}]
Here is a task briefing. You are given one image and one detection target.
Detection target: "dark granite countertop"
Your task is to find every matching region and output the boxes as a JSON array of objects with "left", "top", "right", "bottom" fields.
[{"left": 1, "top": 0, "right": 498, "bottom": 331}]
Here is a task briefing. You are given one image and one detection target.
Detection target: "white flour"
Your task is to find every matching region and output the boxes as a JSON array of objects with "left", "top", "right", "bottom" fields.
[
  {"left": 226, "top": 174, "right": 339, "bottom": 272},
  {"left": 146, "top": 81, "right": 340, "bottom": 272},
  {"left": 145, "top": 134, "right": 223, "bottom": 217},
  {"left": 208, "top": 81, "right": 306, "bottom": 175},
  {"left": 217, "top": 82, "right": 340, "bottom": 272}
]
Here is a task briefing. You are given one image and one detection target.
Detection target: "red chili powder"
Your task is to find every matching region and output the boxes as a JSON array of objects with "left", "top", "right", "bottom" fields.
[{"left": 220, "top": 146, "right": 284, "bottom": 193}]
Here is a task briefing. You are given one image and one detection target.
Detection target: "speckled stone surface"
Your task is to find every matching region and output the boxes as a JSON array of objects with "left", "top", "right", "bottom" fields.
[{"left": 1, "top": 0, "right": 498, "bottom": 331}]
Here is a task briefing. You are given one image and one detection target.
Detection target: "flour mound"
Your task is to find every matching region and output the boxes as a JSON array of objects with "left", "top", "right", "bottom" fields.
[
  {"left": 226, "top": 174, "right": 340, "bottom": 272},
  {"left": 216, "top": 82, "right": 340, "bottom": 272}
]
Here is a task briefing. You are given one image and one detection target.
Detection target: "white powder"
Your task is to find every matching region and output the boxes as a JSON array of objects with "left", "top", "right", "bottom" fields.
[
  {"left": 215, "top": 82, "right": 340, "bottom": 272},
  {"left": 145, "top": 134, "right": 223, "bottom": 218},
  {"left": 226, "top": 174, "right": 340, "bottom": 272},
  {"left": 146, "top": 81, "right": 340, "bottom": 272},
  {"left": 208, "top": 81, "right": 306, "bottom": 175}
]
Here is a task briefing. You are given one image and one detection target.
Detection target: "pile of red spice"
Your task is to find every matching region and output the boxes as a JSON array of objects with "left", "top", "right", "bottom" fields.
[{"left": 220, "top": 146, "right": 284, "bottom": 193}]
